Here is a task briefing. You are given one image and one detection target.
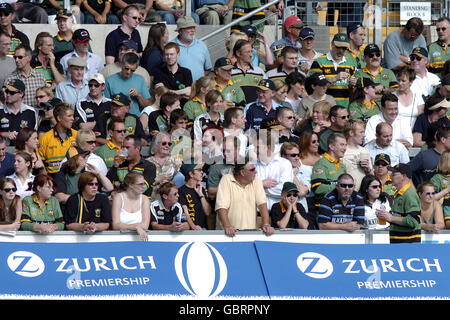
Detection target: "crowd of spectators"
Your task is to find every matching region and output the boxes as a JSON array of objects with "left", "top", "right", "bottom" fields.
[{"left": 0, "top": 3, "right": 449, "bottom": 244}]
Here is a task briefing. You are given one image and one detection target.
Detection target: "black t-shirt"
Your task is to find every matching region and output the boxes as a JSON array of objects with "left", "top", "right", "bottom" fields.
[
  {"left": 153, "top": 64, "right": 192, "bottom": 106},
  {"left": 270, "top": 201, "right": 308, "bottom": 229},
  {"left": 178, "top": 184, "right": 207, "bottom": 229},
  {"left": 64, "top": 193, "right": 112, "bottom": 225}
]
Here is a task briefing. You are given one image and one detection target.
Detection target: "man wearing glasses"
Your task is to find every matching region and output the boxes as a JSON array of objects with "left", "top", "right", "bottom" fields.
[
  {"left": 428, "top": 17, "right": 450, "bottom": 75},
  {"left": 0, "top": 3, "right": 29, "bottom": 55},
  {"left": 317, "top": 173, "right": 365, "bottom": 232},
  {"left": 94, "top": 118, "right": 126, "bottom": 168},
  {"left": 409, "top": 47, "right": 441, "bottom": 100}
]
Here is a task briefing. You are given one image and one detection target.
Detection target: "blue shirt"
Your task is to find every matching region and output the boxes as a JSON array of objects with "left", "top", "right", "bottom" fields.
[
  {"left": 0, "top": 152, "right": 14, "bottom": 178},
  {"left": 171, "top": 37, "right": 212, "bottom": 81},
  {"left": 196, "top": 0, "right": 229, "bottom": 6},
  {"left": 55, "top": 80, "right": 90, "bottom": 109},
  {"left": 244, "top": 99, "right": 278, "bottom": 131},
  {"left": 141, "top": 47, "right": 164, "bottom": 76},
  {"left": 105, "top": 26, "right": 143, "bottom": 62},
  {"left": 104, "top": 73, "right": 150, "bottom": 117}
]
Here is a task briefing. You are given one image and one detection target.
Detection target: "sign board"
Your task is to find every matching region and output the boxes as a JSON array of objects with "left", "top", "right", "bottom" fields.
[{"left": 400, "top": 2, "right": 431, "bottom": 25}]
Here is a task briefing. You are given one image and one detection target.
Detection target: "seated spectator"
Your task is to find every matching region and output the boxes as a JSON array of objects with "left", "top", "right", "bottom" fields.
[
  {"left": 284, "top": 71, "right": 306, "bottom": 115},
  {"left": 107, "top": 134, "right": 156, "bottom": 199},
  {"left": 64, "top": 172, "right": 112, "bottom": 233},
  {"left": 0, "top": 79, "right": 38, "bottom": 145},
  {"left": 430, "top": 151, "right": 450, "bottom": 227},
  {"left": 104, "top": 52, "right": 151, "bottom": 117},
  {"left": 155, "top": 0, "right": 199, "bottom": 25},
  {"left": 225, "top": 31, "right": 247, "bottom": 65},
  {"left": 31, "top": 32, "right": 66, "bottom": 89},
  {"left": 359, "top": 174, "right": 392, "bottom": 230},
  {"left": 274, "top": 106, "right": 299, "bottom": 146},
  {"left": 76, "top": 0, "right": 120, "bottom": 24},
  {"left": 94, "top": 92, "right": 146, "bottom": 146},
  {"left": 294, "top": 100, "right": 331, "bottom": 135},
  {"left": 212, "top": 57, "right": 246, "bottom": 108},
  {"left": 412, "top": 95, "right": 450, "bottom": 148},
  {"left": 348, "top": 77, "right": 381, "bottom": 125},
  {"left": 0, "top": 136, "right": 14, "bottom": 178},
  {"left": 183, "top": 76, "right": 214, "bottom": 127},
  {"left": 364, "top": 93, "right": 413, "bottom": 148},
  {"left": 141, "top": 23, "right": 169, "bottom": 81},
  {"left": 373, "top": 153, "right": 395, "bottom": 196},
  {"left": 178, "top": 162, "right": 211, "bottom": 230},
  {"left": 269, "top": 15, "right": 303, "bottom": 62},
  {"left": 365, "top": 122, "right": 409, "bottom": 166},
  {"left": 0, "top": 3, "right": 30, "bottom": 55},
  {"left": 297, "top": 130, "right": 321, "bottom": 200},
  {"left": 140, "top": 86, "right": 169, "bottom": 137},
  {"left": 272, "top": 79, "right": 292, "bottom": 109},
  {"left": 36, "top": 90, "right": 59, "bottom": 136},
  {"left": 15, "top": 128, "right": 45, "bottom": 175},
  {"left": 223, "top": 106, "right": 250, "bottom": 159},
  {"left": 0, "top": 177, "right": 21, "bottom": 230},
  {"left": 298, "top": 72, "right": 335, "bottom": 120},
  {"left": 200, "top": 125, "right": 224, "bottom": 165},
  {"left": 318, "top": 105, "right": 349, "bottom": 154},
  {"left": 240, "top": 25, "right": 273, "bottom": 69},
  {"left": 215, "top": 157, "right": 274, "bottom": 237},
  {"left": 0, "top": 30, "right": 15, "bottom": 88},
  {"left": 7, "top": 151, "right": 34, "bottom": 199},
  {"left": 168, "top": 108, "right": 191, "bottom": 156},
  {"left": 193, "top": 89, "right": 225, "bottom": 141},
  {"left": 345, "top": 22, "right": 366, "bottom": 70},
  {"left": 94, "top": 117, "right": 126, "bottom": 169},
  {"left": 394, "top": 66, "right": 424, "bottom": 128},
  {"left": 55, "top": 57, "right": 90, "bottom": 109},
  {"left": 280, "top": 142, "right": 310, "bottom": 213},
  {"left": 111, "top": 0, "right": 162, "bottom": 23},
  {"left": 112, "top": 171, "right": 150, "bottom": 241},
  {"left": 418, "top": 181, "right": 445, "bottom": 234},
  {"left": 150, "top": 181, "right": 190, "bottom": 231},
  {"left": 147, "top": 92, "right": 181, "bottom": 135},
  {"left": 298, "top": 27, "right": 322, "bottom": 76},
  {"left": 244, "top": 79, "right": 277, "bottom": 131},
  {"left": 20, "top": 174, "right": 65, "bottom": 233},
  {"left": 53, "top": 9, "right": 78, "bottom": 62},
  {"left": 266, "top": 46, "right": 300, "bottom": 83},
  {"left": 270, "top": 181, "right": 309, "bottom": 230},
  {"left": 318, "top": 173, "right": 365, "bottom": 231},
  {"left": 195, "top": 0, "right": 233, "bottom": 25},
  {"left": 73, "top": 73, "right": 110, "bottom": 132},
  {"left": 409, "top": 47, "right": 441, "bottom": 100}
]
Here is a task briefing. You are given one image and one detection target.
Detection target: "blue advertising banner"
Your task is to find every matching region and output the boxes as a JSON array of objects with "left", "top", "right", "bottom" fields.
[
  {"left": 0, "top": 241, "right": 268, "bottom": 299},
  {"left": 255, "top": 241, "right": 450, "bottom": 299}
]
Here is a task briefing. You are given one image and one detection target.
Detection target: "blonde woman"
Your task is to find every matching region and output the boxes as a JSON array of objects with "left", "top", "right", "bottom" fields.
[
  {"left": 183, "top": 76, "right": 215, "bottom": 126},
  {"left": 418, "top": 181, "right": 445, "bottom": 234}
]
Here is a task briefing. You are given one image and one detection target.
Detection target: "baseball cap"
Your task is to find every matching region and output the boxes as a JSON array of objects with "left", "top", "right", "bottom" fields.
[
  {"left": 67, "top": 57, "right": 87, "bottom": 68},
  {"left": 374, "top": 153, "right": 391, "bottom": 165},
  {"left": 284, "top": 15, "right": 304, "bottom": 30},
  {"left": 347, "top": 22, "right": 364, "bottom": 36},
  {"left": 356, "top": 77, "right": 376, "bottom": 89},
  {"left": 88, "top": 73, "right": 105, "bottom": 85},
  {"left": 240, "top": 25, "right": 257, "bottom": 36},
  {"left": 4, "top": 79, "right": 25, "bottom": 93},
  {"left": 120, "top": 39, "right": 138, "bottom": 51},
  {"left": 214, "top": 57, "right": 233, "bottom": 70},
  {"left": 364, "top": 44, "right": 381, "bottom": 56},
  {"left": 256, "top": 79, "right": 275, "bottom": 91},
  {"left": 110, "top": 93, "right": 131, "bottom": 106},
  {"left": 332, "top": 33, "right": 350, "bottom": 48},
  {"left": 0, "top": 3, "right": 13, "bottom": 14},
  {"left": 73, "top": 29, "right": 91, "bottom": 42},
  {"left": 176, "top": 16, "right": 197, "bottom": 31},
  {"left": 260, "top": 118, "right": 284, "bottom": 130},
  {"left": 299, "top": 27, "right": 315, "bottom": 40},
  {"left": 39, "top": 97, "right": 62, "bottom": 110},
  {"left": 55, "top": 9, "right": 72, "bottom": 19},
  {"left": 309, "top": 72, "right": 329, "bottom": 86},
  {"left": 179, "top": 163, "right": 204, "bottom": 178},
  {"left": 391, "top": 163, "right": 412, "bottom": 179},
  {"left": 410, "top": 47, "right": 428, "bottom": 59},
  {"left": 428, "top": 96, "right": 450, "bottom": 110},
  {"left": 282, "top": 181, "right": 298, "bottom": 193}
]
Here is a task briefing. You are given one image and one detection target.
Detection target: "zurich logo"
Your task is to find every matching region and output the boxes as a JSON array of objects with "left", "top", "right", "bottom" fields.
[
  {"left": 175, "top": 242, "right": 227, "bottom": 297},
  {"left": 7, "top": 251, "right": 45, "bottom": 278},
  {"left": 297, "top": 252, "right": 333, "bottom": 279}
]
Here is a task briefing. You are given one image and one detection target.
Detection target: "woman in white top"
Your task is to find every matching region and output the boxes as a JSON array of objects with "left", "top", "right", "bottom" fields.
[
  {"left": 8, "top": 151, "right": 34, "bottom": 199},
  {"left": 112, "top": 172, "right": 150, "bottom": 241},
  {"left": 359, "top": 175, "right": 393, "bottom": 230},
  {"left": 394, "top": 66, "right": 424, "bottom": 128}
]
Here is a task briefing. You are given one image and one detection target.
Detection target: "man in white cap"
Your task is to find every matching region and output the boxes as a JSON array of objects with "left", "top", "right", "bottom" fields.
[
  {"left": 74, "top": 73, "right": 111, "bottom": 131},
  {"left": 170, "top": 16, "right": 212, "bottom": 81},
  {"left": 55, "top": 57, "right": 89, "bottom": 109}
]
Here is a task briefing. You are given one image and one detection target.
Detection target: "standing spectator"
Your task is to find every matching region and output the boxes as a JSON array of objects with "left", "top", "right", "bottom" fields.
[
  {"left": 5, "top": 45, "right": 47, "bottom": 108},
  {"left": 244, "top": 79, "right": 276, "bottom": 131},
  {"left": 270, "top": 15, "right": 303, "bottom": 62},
  {"left": 141, "top": 23, "right": 168, "bottom": 82},
  {"left": 31, "top": 32, "right": 66, "bottom": 89},
  {"left": 20, "top": 174, "right": 65, "bottom": 233},
  {"left": 104, "top": 52, "right": 151, "bottom": 117},
  {"left": 76, "top": 0, "right": 120, "bottom": 24},
  {"left": 64, "top": 172, "right": 112, "bottom": 233},
  {"left": 231, "top": 39, "right": 266, "bottom": 103},
  {"left": 0, "top": 177, "right": 21, "bottom": 230},
  {"left": 359, "top": 174, "right": 392, "bottom": 230},
  {"left": 342, "top": 119, "right": 373, "bottom": 191},
  {"left": 310, "top": 33, "right": 356, "bottom": 108},
  {"left": 55, "top": 57, "right": 90, "bottom": 109},
  {"left": 376, "top": 163, "right": 422, "bottom": 243},
  {"left": 0, "top": 3, "right": 29, "bottom": 55},
  {"left": 94, "top": 117, "right": 126, "bottom": 168},
  {"left": 178, "top": 162, "right": 211, "bottom": 230},
  {"left": 298, "top": 27, "right": 322, "bottom": 76},
  {"left": 112, "top": 171, "right": 151, "bottom": 241},
  {"left": 318, "top": 105, "right": 349, "bottom": 154},
  {"left": 171, "top": 16, "right": 211, "bottom": 81},
  {"left": 365, "top": 122, "right": 410, "bottom": 167},
  {"left": 105, "top": 5, "right": 143, "bottom": 65},
  {"left": 318, "top": 173, "right": 365, "bottom": 231},
  {"left": 195, "top": 0, "right": 233, "bottom": 25},
  {"left": 409, "top": 47, "right": 441, "bottom": 100},
  {"left": 60, "top": 29, "right": 105, "bottom": 83},
  {"left": 418, "top": 181, "right": 445, "bottom": 234},
  {"left": 38, "top": 102, "right": 77, "bottom": 174},
  {"left": 0, "top": 31, "right": 15, "bottom": 90},
  {"left": 215, "top": 158, "right": 274, "bottom": 237},
  {"left": 53, "top": 9, "right": 77, "bottom": 62},
  {"left": 428, "top": 17, "right": 450, "bottom": 75},
  {"left": 345, "top": 22, "right": 366, "bottom": 70},
  {"left": 0, "top": 79, "right": 38, "bottom": 145},
  {"left": 239, "top": 25, "right": 273, "bottom": 69},
  {"left": 382, "top": 17, "right": 427, "bottom": 72}
]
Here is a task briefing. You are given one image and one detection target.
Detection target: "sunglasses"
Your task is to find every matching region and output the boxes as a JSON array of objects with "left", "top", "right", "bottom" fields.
[
  {"left": 88, "top": 83, "right": 101, "bottom": 88},
  {"left": 128, "top": 15, "right": 140, "bottom": 20},
  {"left": 0, "top": 12, "right": 11, "bottom": 17},
  {"left": 286, "top": 192, "right": 299, "bottom": 197},
  {"left": 113, "top": 129, "right": 126, "bottom": 133},
  {"left": 287, "top": 153, "right": 300, "bottom": 158},
  {"left": 35, "top": 95, "right": 47, "bottom": 99},
  {"left": 286, "top": 116, "right": 295, "bottom": 120},
  {"left": 374, "top": 162, "right": 388, "bottom": 167},
  {"left": 338, "top": 115, "right": 349, "bottom": 119},
  {"left": 311, "top": 139, "right": 319, "bottom": 144},
  {"left": 85, "top": 140, "right": 96, "bottom": 144},
  {"left": 161, "top": 141, "right": 172, "bottom": 146},
  {"left": 339, "top": 183, "right": 354, "bottom": 189},
  {"left": 247, "top": 167, "right": 256, "bottom": 172},
  {"left": 369, "top": 185, "right": 381, "bottom": 189},
  {"left": 424, "top": 192, "right": 436, "bottom": 196},
  {"left": 437, "top": 27, "right": 447, "bottom": 31},
  {"left": 87, "top": 182, "right": 99, "bottom": 187},
  {"left": 368, "top": 52, "right": 381, "bottom": 58},
  {"left": 2, "top": 188, "right": 17, "bottom": 192},
  {"left": 13, "top": 55, "right": 25, "bottom": 60},
  {"left": 5, "top": 90, "right": 19, "bottom": 95},
  {"left": 123, "top": 66, "right": 137, "bottom": 72},
  {"left": 410, "top": 55, "right": 422, "bottom": 62}
]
